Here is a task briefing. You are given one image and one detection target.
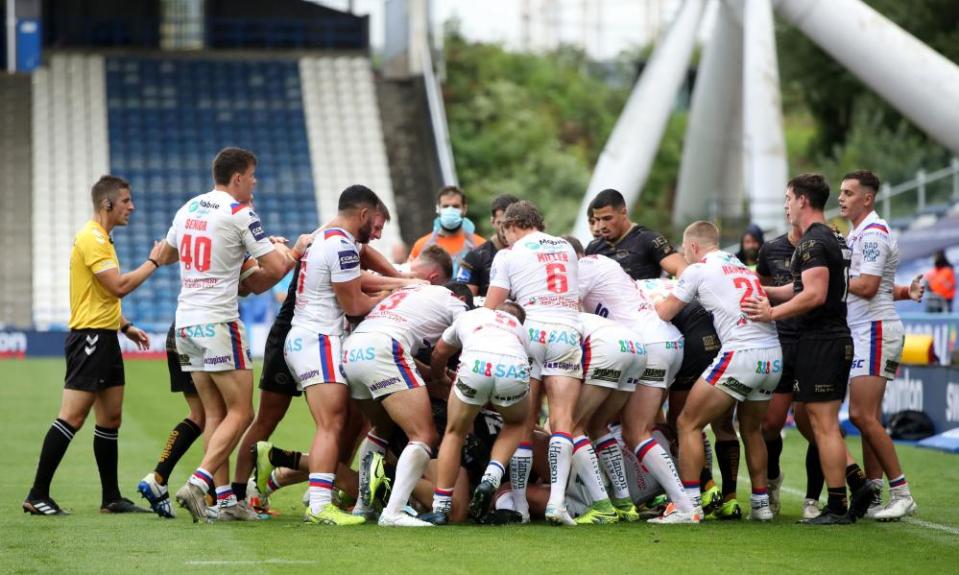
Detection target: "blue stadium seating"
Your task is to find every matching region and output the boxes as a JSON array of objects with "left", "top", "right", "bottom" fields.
[{"left": 105, "top": 56, "right": 318, "bottom": 328}]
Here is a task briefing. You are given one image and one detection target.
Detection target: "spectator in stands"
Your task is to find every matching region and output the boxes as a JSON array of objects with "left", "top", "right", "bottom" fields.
[
  {"left": 925, "top": 250, "right": 956, "bottom": 313},
  {"left": 737, "top": 223, "right": 765, "bottom": 270},
  {"left": 408, "top": 186, "right": 486, "bottom": 277},
  {"left": 455, "top": 193, "right": 520, "bottom": 296}
]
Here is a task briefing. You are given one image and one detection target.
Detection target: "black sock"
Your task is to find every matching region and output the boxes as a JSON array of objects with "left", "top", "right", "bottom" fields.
[
  {"left": 805, "top": 443, "right": 825, "bottom": 500},
  {"left": 700, "top": 466, "right": 713, "bottom": 485},
  {"left": 766, "top": 436, "right": 784, "bottom": 480},
  {"left": 232, "top": 481, "right": 247, "bottom": 501},
  {"left": 845, "top": 463, "right": 867, "bottom": 493},
  {"left": 269, "top": 447, "right": 302, "bottom": 470},
  {"left": 826, "top": 487, "right": 848, "bottom": 515},
  {"left": 94, "top": 425, "right": 121, "bottom": 504},
  {"left": 154, "top": 418, "right": 202, "bottom": 485},
  {"left": 30, "top": 419, "right": 77, "bottom": 498},
  {"left": 715, "top": 440, "right": 740, "bottom": 498}
]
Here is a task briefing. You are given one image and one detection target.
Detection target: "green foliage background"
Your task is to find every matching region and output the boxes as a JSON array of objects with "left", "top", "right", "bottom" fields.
[{"left": 441, "top": 1, "right": 959, "bottom": 240}]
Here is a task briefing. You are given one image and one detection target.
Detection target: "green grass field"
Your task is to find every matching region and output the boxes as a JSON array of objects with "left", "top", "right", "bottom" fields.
[{"left": 2, "top": 359, "right": 958, "bottom": 574}]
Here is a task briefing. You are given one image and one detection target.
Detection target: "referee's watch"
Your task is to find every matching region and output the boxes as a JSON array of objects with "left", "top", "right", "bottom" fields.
[{"left": 120, "top": 322, "right": 134, "bottom": 334}]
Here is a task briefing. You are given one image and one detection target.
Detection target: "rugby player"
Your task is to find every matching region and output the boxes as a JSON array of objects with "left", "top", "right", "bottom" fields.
[
  {"left": 744, "top": 173, "right": 866, "bottom": 525},
  {"left": 654, "top": 221, "right": 783, "bottom": 523},
  {"left": 419, "top": 303, "right": 531, "bottom": 525},
  {"left": 839, "top": 170, "right": 923, "bottom": 520},
  {"left": 341, "top": 282, "right": 470, "bottom": 526},
  {"left": 284, "top": 185, "right": 388, "bottom": 526},
  {"left": 571, "top": 243, "right": 693, "bottom": 522},
  {"left": 483, "top": 201, "right": 584, "bottom": 525},
  {"left": 756, "top": 220, "right": 827, "bottom": 518},
  {"left": 157, "top": 148, "right": 304, "bottom": 522},
  {"left": 234, "top": 203, "right": 423, "bottom": 510},
  {"left": 24, "top": 176, "right": 161, "bottom": 515},
  {"left": 456, "top": 194, "right": 520, "bottom": 296}
]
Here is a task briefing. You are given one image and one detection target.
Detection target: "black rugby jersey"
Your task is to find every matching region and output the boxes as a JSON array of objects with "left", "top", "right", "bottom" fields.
[
  {"left": 756, "top": 233, "right": 800, "bottom": 342},
  {"left": 585, "top": 224, "right": 676, "bottom": 280},
  {"left": 792, "top": 223, "right": 851, "bottom": 339}
]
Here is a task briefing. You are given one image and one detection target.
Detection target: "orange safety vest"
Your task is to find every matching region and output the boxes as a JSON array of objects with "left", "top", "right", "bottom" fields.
[{"left": 927, "top": 266, "right": 956, "bottom": 300}]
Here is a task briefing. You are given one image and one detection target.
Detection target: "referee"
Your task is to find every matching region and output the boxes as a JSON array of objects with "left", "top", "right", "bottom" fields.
[{"left": 23, "top": 176, "right": 163, "bottom": 515}]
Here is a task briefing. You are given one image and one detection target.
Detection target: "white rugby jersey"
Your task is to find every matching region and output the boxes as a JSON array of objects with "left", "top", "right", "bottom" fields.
[
  {"left": 291, "top": 227, "right": 361, "bottom": 335},
  {"left": 441, "top": 307, "right": 529, "bottom": 358},
  {"left": 166, "top": 190, "right": 274, "bottom": 327},
  {"left": 488, "top": 231, "right": 580, "bottom": 327},
  {"left": 355, "top": 284, "right": 468, "bottom": 354},
  {"left": 846, "top": 211, "right": 900, "bottom": 325},
  {"left": 577, "top": 255, "right": 680, "bottom": 343},
  {"left": 672, "top": 250, "right": 780, "bottom": 350}
]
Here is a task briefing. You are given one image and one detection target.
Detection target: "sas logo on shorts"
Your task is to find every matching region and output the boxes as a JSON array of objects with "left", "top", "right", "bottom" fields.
[
  {"left": 344, "top": 347, "right": 375, "bottom": 363},
  {"left": 863, "top": 242, "right": 880, "bottom": 263},
  {"left": 456, "top": 380, "right": 478, "bottom": 399},
  {"left": 248, "top": 219, "right": 266, "bottom": 241},
  {"left": 529, "top": 328, "right": 578, "bottom": 346},
  {"left": 179, "top": 324, "right": 216, "bottom": 338},
  {"left": 617, "top": 340, "right": 645, "bottom": 355},
  {"left": 285, "top": 338, "right": 303, "bottom": 353},
  {"left": 755, "top": 360, "right": 782, "bottom": 374},
  {"left": 338, "top": 250, "right": 360, "bottom": 270}
]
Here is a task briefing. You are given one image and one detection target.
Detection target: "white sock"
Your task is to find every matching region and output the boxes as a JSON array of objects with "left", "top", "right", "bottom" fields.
[
  {"left": 308, "top": 472, "right": 334, "bottom": 514},
  {"left": 572, "top": 435, "right": 609, "bottom": 504},
  {"left": 889, "top": 475, "right": 911, "bottom": 498},
  {"left": 432, "top": 487, "right": 454, "bottom": 514},
  {"left": 188, "top": 468, "right": 213, "bottom": 492},
  {"left": 621, "top": 437, "right": 661, "bottom": 503},
  {"left": 547, "top": 432, "right": 574, "bottom": 508},
  {"left": 495, "top": 491, "right": 515, "bottom": 511},
  {"left": 215, "top": 485, "right": 236, "bottom": 508},
  {"left": 595, "top": 433, "right": 630, "bottom": 501},
  {"left": 751, "top": 488, "right": 770, "bottom": 509},
  {"left": 685, "top": 481, "right": 702, "bottom": 508},
  {"left": 265, "top": 470, "right": 282, "bottom": 496},
  {"left": 510, "top": 442, "right": 533, "bottom": 516},
  {"left": 386, "top": 442, "right": 431, "bottom": 516},
  {"left": 481, "top": 460, "right": 506, "bottom": 489},
  {"left": 635, "top": 438, "right": 692, "bottom": 512}
]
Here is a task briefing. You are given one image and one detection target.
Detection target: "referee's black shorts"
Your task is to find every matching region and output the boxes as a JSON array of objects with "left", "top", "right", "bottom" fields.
[
  {"left": 165, "top": 325, "right": 196, "bottom": 394},
  {"left": 64, "top": 329, "right": 125, "bottom": 391},
  {"left": 794, "top": 336, "right": 853, "bottom": 403},
  {"left": 258, "top": 321, "right": 301, "bottom": 397}
]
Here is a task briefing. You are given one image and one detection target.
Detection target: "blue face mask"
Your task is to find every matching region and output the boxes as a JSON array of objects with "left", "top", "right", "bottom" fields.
[{"left": 439, "top": 206, "right": 463, "bottom": 230}]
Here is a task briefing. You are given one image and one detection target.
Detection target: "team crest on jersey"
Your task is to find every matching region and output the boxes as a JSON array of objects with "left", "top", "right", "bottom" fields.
[
  {"left": 248, "top": 219, "right": 266, "bottom": 241},
  {"left": 338, "top": 250, "right": 360, "bottom": 269},
  {"left": 863, "top": 241, "right": 880, "bottom": 262}
]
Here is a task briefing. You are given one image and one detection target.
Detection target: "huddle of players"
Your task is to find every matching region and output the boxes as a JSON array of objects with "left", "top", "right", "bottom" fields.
[{"left": 135, "top": 147, "right": 919, "bottom": 527}]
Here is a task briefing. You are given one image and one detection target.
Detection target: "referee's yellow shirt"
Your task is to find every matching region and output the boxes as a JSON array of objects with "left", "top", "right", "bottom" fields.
[{"left": 68, "top": 220, "right": 122, "bottom": 330}]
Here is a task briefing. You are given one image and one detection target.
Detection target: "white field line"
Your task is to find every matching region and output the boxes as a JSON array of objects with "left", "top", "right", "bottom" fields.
[{"left": 184, "top": 560, "right": 319, "bottom": 566}]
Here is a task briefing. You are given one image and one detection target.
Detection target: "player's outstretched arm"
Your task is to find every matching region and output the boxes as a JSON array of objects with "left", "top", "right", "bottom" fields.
[
  {"left": 94, "top": 240, "right": 167, "bottom": 298},
  {"left": 893, "top": 274, "right": 925, "bottom": 302},
  {"left": 360, "top": 244, "right": 401, "bottom": 278},
  {"left": 660, "top": 252, "right": 688, "bottom": 278},
  {"left": 332, "top": 276, "right": 388, "bottom": 316},
  {"left": 654, "top": 294, "right": 687, "bottom": 321},
  {"left": 744, "top": 267, "right": 828, "bottom": 322},
  {"left": 360, "top": 271, "right": 426, "bottom": 293},
  {"left": 430, "top": 339, "right": 459, "bottom": 387},
  {"left": 243, "top": 244, "right": 297, "bottom": 295}
]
